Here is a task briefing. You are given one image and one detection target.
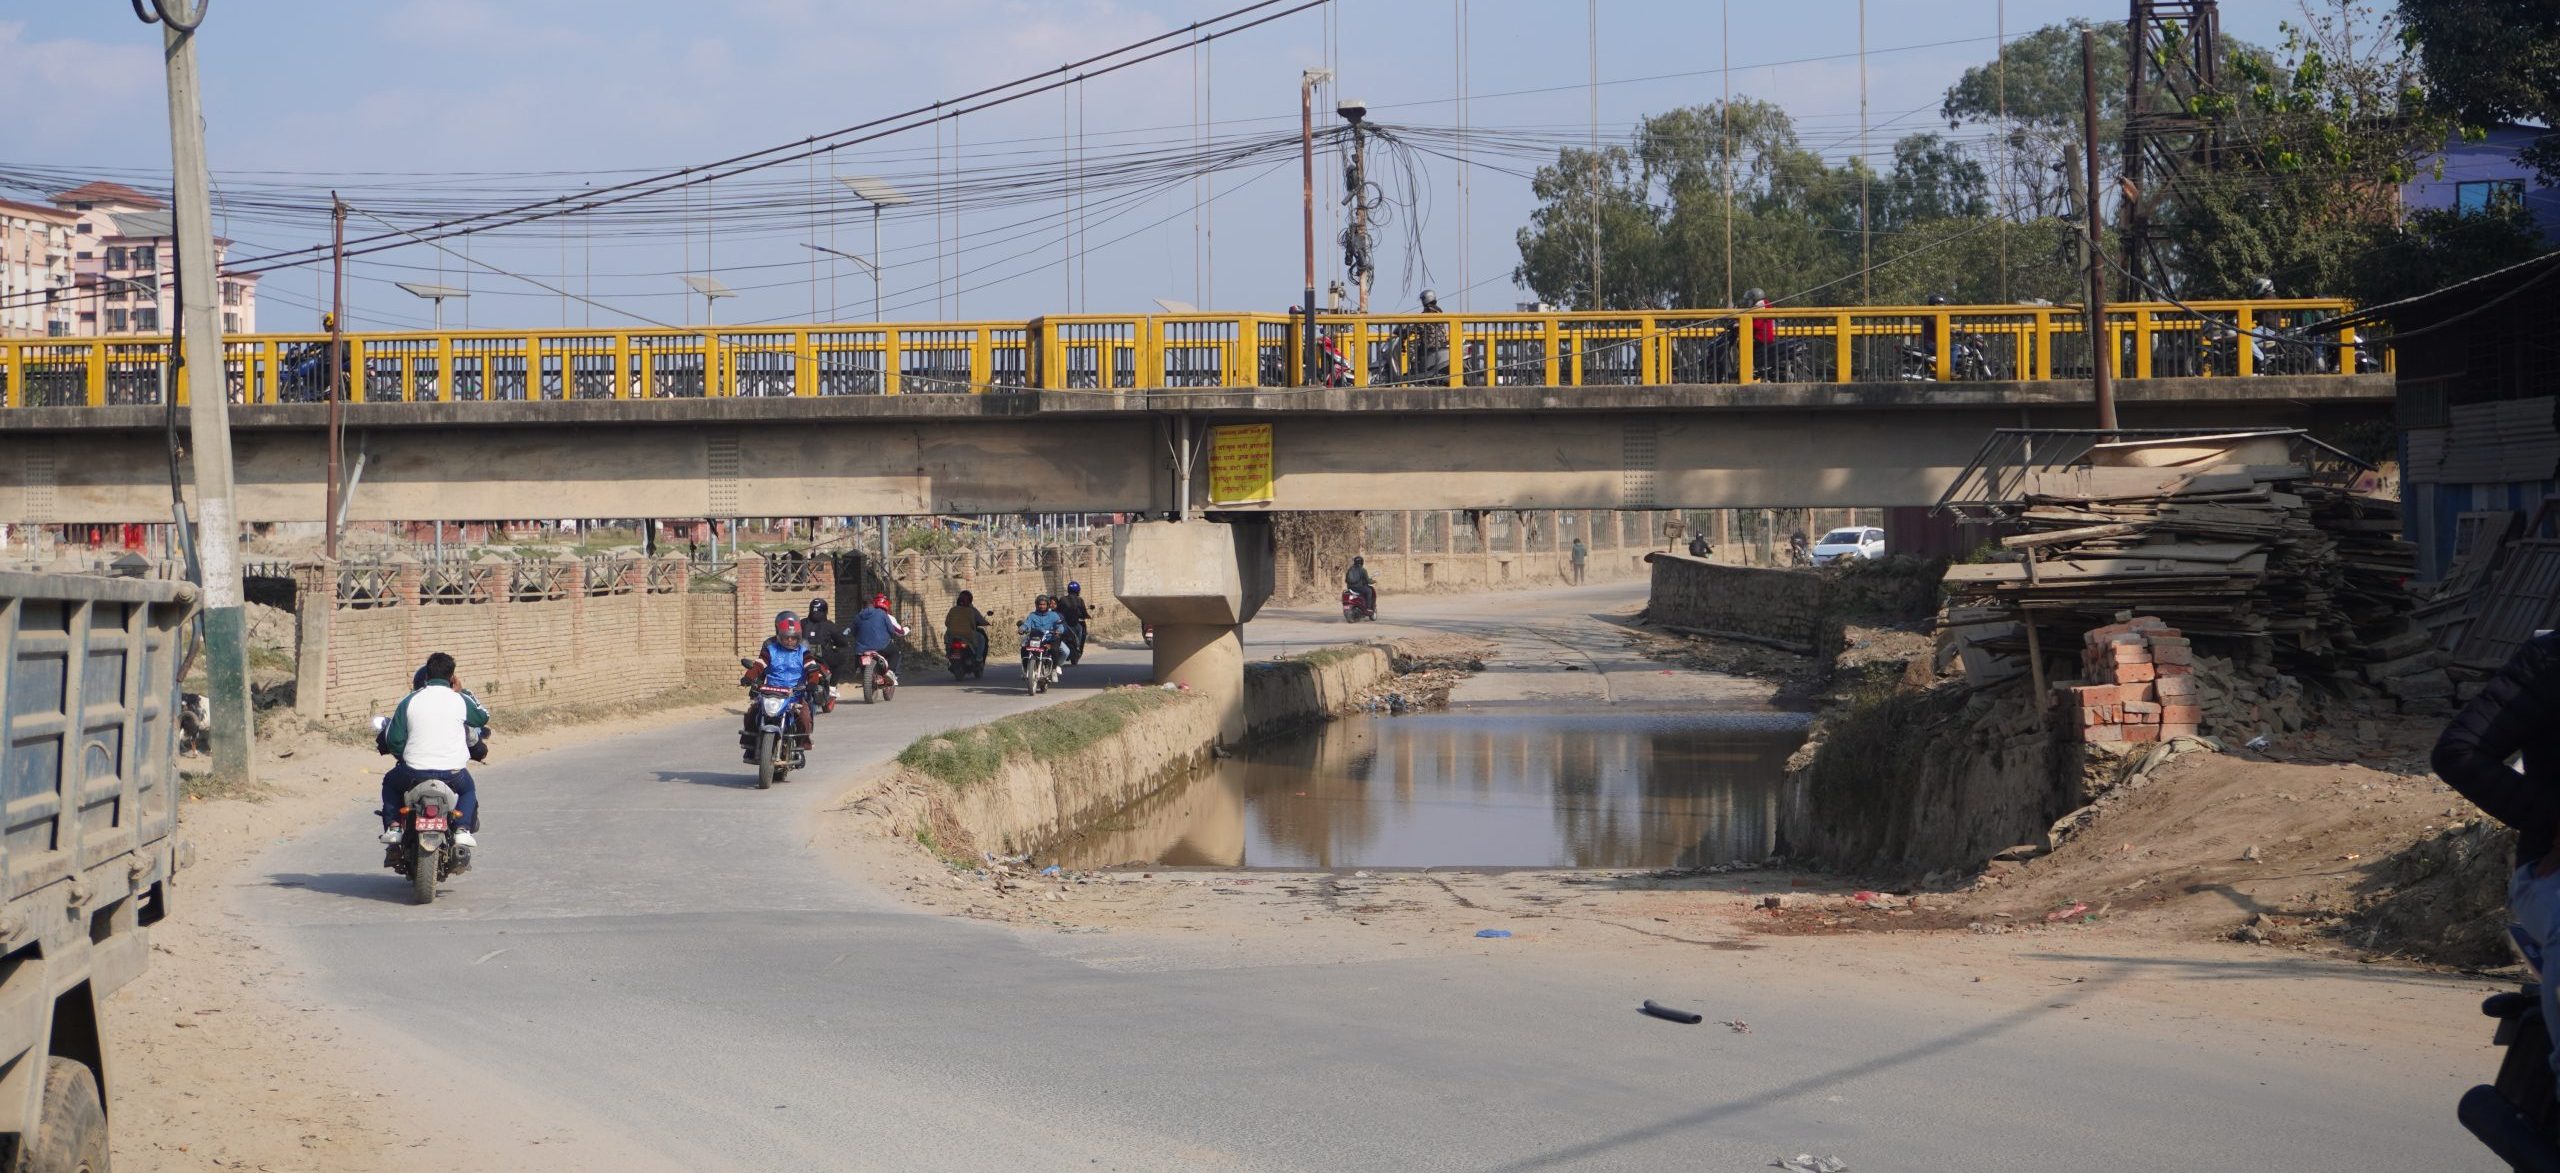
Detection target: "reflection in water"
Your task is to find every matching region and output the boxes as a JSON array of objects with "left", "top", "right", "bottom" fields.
[{"left": 1044, "top": 711, "right": 1806, "bottom": 870}]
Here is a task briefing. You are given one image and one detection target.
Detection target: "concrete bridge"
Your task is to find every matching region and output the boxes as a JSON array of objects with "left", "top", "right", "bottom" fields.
[{"left": 0, "top": 375, "right": 2387, "bottom": 524}]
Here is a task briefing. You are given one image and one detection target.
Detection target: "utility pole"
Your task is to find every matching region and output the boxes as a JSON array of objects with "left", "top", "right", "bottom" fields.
[
  {"left": 1859, "top": 0, "right": 1870, "bottom": 304},
  {"left": 2082, "top": 28, "right": 2117, "bottom": 431},
  {"left": 1587, "top": 0, "right": 1600, "bottom": 310},
  {"left": 1300, "top": 69, "right": 1330, "bottom": 384},
  {"left": 325, "top": 195, "right": 346, "bottom": 560},
  {"left": 163, "top": 0, "right": 254, "bottom": 781}
]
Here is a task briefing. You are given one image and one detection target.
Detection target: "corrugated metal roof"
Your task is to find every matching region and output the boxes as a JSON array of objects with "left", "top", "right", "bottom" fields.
[{"left": 2439, "top": 397, "right": 2559, "bottom": 484}]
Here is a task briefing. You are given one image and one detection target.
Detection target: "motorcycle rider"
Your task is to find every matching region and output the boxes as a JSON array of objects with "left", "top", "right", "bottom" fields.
[
  {"left": 1687, "top": 530, "right": 1712, "bottom": 559},
  {"left": 804, "top": 598, "right": 850, "bottom": 703},
  {"left": 1020, "top": 594, "right": 1068, "bottom": 678},
  {"left": 1345, "top": 555, "right": 1377, "bottom": 616},
  {"left": 2434, "top": 632, "right": 2560, "bottom": 1090},
  {"left": 378, "top": 651, "right": 488, "bottom": 848},
  {"left": 740, "top": 611, "right": 817, "bottom": 763},
  {"left": 943, "top": 589, "right": 991, "bottom": 666},
  {"left": 849, "top": 592, "right": 910, "bottom": 686},
  {"left": 1058, "top": 581, "right": 1094, "bottom": 665}
]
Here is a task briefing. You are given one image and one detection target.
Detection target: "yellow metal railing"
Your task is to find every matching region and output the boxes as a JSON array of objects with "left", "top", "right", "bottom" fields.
[{"left": 0, "top": 300, "right": 2375, "bottom": 407}]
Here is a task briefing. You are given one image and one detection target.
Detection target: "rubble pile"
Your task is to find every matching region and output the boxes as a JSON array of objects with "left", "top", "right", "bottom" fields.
[{"left": 1939, "top": 450, "right": 2439, "bottom": 713}]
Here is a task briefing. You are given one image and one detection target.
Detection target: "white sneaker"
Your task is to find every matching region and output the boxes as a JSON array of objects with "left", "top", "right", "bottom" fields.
[
  {"left": 378, "top": 826, "right": 402, "bottom": 844},
  {"left": 453, "top": 829, "right": 478, "bottom": 848},
  {"left": 885, "top": 671, "right": 900, "bottom": 686},
  {"left": 828, "top": 685, "right": 840, "bottom": 701}
]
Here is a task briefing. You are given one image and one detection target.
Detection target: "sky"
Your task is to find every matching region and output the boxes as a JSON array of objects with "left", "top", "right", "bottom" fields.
[{"left": 0, "top": 0, "right": 2310, "bottom": 333}]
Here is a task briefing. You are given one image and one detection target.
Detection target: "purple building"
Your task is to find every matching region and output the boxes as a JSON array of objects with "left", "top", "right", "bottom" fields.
[{"left": 2401, "top": 122, "right": 2560, "bottom": 240}]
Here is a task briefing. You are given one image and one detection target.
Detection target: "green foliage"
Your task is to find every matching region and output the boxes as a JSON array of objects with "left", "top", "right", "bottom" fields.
[
  {"left": 893, "top": 525, "right": 958, "bottom": 554},
  {"left": 894, "top": 688, "right": 1180, "bottom": 789},
  {"left": 2400, "top": 0, "right": 2560, "bottom": 184}
]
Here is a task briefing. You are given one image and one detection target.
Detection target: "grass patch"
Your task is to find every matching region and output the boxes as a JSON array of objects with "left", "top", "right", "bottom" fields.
[
  {"left": 180, "top": 768, "right": 272, "bottom": 804},
  {"left": 1275, "top": 644, "right": 1369, "bottom": 669},
  {"left": 896, "top": 687, "right": 1181, "bottom": 789}
]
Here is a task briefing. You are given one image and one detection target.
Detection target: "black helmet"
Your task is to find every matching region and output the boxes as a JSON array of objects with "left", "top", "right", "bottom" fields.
[
  {"left": 1927, "top": 293, "right": 1949, "bottom": 306},
  {"left": 1742, "top": 287, "right": 1766, "bottom": 305},
  {"left": 808, "top": 597, "right": 828, "bottom": 614},
  {"left": 1352, "top": 555, "right": 1365, "bottom": 565}
]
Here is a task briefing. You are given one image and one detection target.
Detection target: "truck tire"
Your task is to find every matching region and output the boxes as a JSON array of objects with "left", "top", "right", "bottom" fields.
[
  {"left": 755, "top": 732, "right": 777, "bottom": 790},
  {"left": 15, "top": 1058, "right": 107, "bottom": 1173},
  {"left": 410, "top": 847, "right": 438, "bottom": 906}
]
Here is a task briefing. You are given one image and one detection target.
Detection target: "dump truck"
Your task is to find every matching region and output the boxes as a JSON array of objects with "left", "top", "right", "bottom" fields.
[{"left": 0, "top": 569, "right": 191, "bottom": 1169}]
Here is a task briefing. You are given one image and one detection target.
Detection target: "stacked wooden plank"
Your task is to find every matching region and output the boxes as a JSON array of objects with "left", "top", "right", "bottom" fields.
[{"left": 1939, "top": 460, "right": 2433, "bottom": 703}]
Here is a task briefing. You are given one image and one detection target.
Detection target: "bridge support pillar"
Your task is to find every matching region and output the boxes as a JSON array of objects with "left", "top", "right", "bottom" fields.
[{"left": 1113, "top": 519, "right": 1273, "bottom": 745}]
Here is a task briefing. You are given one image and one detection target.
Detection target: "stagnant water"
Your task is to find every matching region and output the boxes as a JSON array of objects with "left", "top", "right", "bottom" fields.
[{"left": 1043, "top": 710, "right": 1808, "bottom": 870}]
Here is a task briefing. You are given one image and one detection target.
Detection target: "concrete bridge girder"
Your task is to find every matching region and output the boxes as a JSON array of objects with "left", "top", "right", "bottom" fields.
[{"left": 0, "top": 376, "right": 2390, "bottom": 523}]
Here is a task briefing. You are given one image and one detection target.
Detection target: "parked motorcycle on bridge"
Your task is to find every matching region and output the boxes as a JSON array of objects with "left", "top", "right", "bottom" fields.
[{"left": 1895, "top": 333, "right": 1995, "bottom": 382}]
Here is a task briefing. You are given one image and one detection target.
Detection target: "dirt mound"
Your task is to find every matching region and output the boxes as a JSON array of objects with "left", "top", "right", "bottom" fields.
[{"left": 2356, "top": 819, "right": 2517, "bottom": 968}]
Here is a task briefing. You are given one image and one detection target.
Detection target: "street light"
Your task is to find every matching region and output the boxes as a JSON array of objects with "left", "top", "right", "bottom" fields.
[
  {"left": 394, "top": 281, "right": 467, "bottom": 331},
  {"left": 836, "top": 176, "right": 911, "bottom": 322},
  {"left": 1300, "top": 68, "right": 1333, "bottom": 385}
]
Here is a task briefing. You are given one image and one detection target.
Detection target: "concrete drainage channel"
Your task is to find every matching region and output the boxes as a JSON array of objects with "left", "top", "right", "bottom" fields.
[{"left": 838, "top": 645, "right": 1402, "bottom": 862}]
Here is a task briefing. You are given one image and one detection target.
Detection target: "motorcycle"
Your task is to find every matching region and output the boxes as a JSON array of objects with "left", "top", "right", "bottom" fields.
[
  {"left": 1065, "top": 620, "right": 1090, "bottom": 666},
  {"left": 2461, "top": 924, "right": 2560, "bottom": 1170},
  {"left": 855, "top": 648, "right": 897, "bottom": 704},
  {"left": 1342, "top": 588, "right": 1376, "bottom": 623},
  {"left": 1021, "top": 632, "right": 1065, "bottom": 695},
  {"left": 1316, "top": 331, "right": 1354, "bottom": 387},
  {"left": 1142, "top": 622, "right": 1156, "bottom": 649},
  {"left": 740, "top": 658, "right": 814, "bottom": 790},
  {"left": 946, "top": 634, "right": 987, "bottom": 681},
  {"left": 1895, "top": 334, "right": 1996, "bottom": 381},
  {"left": 368, "top": 715, "right": 479, "bottom": 906}
]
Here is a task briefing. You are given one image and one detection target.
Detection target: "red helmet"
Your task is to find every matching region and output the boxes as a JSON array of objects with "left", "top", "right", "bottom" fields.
[{"left": 871, "top": 593, "right": 890, "bottom": 610}]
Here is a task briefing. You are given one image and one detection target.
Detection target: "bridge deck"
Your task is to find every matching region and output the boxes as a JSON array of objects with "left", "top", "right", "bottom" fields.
[{"left": 0, "top": 299, "right": 2374, "bottom": 408}]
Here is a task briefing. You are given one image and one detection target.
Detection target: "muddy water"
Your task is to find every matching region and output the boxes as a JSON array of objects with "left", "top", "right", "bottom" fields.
[{"left": 1044, "top": 710, "right": 1807, "bottom": 870}]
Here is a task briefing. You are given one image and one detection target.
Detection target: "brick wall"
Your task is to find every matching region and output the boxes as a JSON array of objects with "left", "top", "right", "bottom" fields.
[
  {"left": 879, "top": 542, "right": 1128, "bottom": 653},
  {"left": 304, "top": 556, "right": 703, "bottom": 726},
  {"left": 1642, "top": 552, "right": 1842, "bottom": 656}
]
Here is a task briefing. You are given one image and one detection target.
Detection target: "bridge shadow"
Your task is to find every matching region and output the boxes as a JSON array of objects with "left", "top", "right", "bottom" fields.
[{"left": 264, "top": 871, "right": 419, "bottom": 906}]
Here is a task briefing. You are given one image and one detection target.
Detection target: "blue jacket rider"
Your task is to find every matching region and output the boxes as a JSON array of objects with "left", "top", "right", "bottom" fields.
[
  {"left": 1019, "top": 595, "right": 1067, "bottom": 675},
  {"left": 849, "top": 593, "right": 911, "bottom": 683},
  {"left": 741, "top": 611, "right": 817, "bottom": 762},
  {"left": 379, "top": 651, "right": 489, "bottom": 848}
]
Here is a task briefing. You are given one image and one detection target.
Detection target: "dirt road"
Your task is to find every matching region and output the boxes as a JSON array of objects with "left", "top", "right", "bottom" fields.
[{"left": 141, "top": 581, "right": 2507, "bottom": 1170}]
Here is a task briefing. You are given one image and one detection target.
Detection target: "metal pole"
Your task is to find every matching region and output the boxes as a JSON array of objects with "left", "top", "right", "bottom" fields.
[
  {"left": 2083, "top": 29, "right": 2117, "bottom": 431},
  {"left": 1587, "top": 0, "right": 1600, "bottom": 310},
  {"left": 165, "top": 2, "right": 254, "bottom": 782},
  {"left": 1301, "top": 72, "right": 1319, "bottom": 385},
  {"left": 871, "top": 204, "right": 884, "bottom": 323},
  {"left": 325, "top": 195, "right": 346, "bottom": 560},
  {"left": 1859, "top": 0, "right": 1870, "bottom": 304}
]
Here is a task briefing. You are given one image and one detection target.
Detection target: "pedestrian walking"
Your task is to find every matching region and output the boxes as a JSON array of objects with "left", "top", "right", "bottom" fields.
[{"left": 1569, "top": 536, "right": 1588, "bottom": 584}]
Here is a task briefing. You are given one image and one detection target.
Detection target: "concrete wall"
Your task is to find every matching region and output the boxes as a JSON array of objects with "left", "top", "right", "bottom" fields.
[
  {"left": 1643, "top": 553, "right": 1841, "bottom": 655},
  {"left": 843, "top": 642, "right": 1400, "bottom": 860}
]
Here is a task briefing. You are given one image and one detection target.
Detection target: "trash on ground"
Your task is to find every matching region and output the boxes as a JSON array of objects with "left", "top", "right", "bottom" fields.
[
  {"left": 1776, "top": 1156, "right": 1849, "bottom": 1173},
  {"left": 1720, "top": 1019, "right": 1752, "bottom": 1034},
  {"left": 1474, "top": 928, "right": 1512, "bottom": 939},
  {"left": 1639, "top": 1000, "right": 1704, "bottom": 1024},
  {"left": 2043, "top": 902, "right": 2089, "bottom": 923}
]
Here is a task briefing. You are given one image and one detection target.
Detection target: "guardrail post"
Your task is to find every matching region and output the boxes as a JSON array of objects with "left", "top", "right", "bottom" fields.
[
  {"left": 970, "top": 326, "right": 990, "bottom": 394},
  {"left": 434, "top": 334, "right": 453, "bottom": 402},
  {"left": 84, "top": 341, "right": 104, "bottom": 407},
  {"left": 1934, "top": 313, "right": 1953, "bottom": 381},
  {"left": 1639, "top": 316, "right": 1658, "bottom": 385},
  {"left": 2033, "top": 310, "right": 2054, "bottom": 380},
  {"left": 1539, "top": 316, "right": 1558, "bottom": 386},
  {"left": 1833, "top": 314, "right": 1852, "bottom": 382},
  {"left": 1, "top": 340, "right": 14, "bottom": 408},
  {"left": 2237, "top": 307, "right": 2256, "bottom": 378},
  {"left": 883, "top": 328, "right": 902, "bottom": 396},
  {"left": 1737, "top": 314, "right": 1755, "bottom": 384},
  {"left": 795, "top": 326, "right": 816, "bottom": 397},
  {"left": 613, "top": 334, "right": 632, "bottom": 399},
  {"left": 2133, "top": 309, "right": 2153, "bottom": 380}
]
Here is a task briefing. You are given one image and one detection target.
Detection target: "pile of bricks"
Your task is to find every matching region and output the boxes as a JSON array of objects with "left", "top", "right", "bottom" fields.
[{"left": 2064, "top": 616, "right": 2203, "bottom": 744}]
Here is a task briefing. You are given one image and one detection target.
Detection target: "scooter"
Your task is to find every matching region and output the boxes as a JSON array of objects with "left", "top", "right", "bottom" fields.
[
  {"left": 946, "top": 635, "right": 987, "bottom": 681},
  {"left": 2461, "top": 926, "right": 2560, "bottom": 1171},
  {"left": 1342, "top": 588, "right": 1376, "bottom": 623}
]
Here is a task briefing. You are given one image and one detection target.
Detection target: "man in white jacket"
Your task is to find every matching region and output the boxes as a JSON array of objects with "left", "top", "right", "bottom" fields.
[{"left": 379, "top": 652, "right": 490, "bottom": 848}]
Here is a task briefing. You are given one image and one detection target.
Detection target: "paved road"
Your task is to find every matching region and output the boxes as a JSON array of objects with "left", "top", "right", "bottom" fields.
[{"left": 242, "top": 583, "right": 2499, "bottom": 1171}]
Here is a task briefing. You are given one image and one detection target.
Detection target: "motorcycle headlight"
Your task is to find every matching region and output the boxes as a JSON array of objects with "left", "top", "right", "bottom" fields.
[{"left": 760, "top": 695, "right": 788, "bottom": 716}]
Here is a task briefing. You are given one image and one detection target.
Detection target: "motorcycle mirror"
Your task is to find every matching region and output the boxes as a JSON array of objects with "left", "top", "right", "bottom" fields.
[{"left": 369, "top": 715, "right": 389, "bottom": 734}]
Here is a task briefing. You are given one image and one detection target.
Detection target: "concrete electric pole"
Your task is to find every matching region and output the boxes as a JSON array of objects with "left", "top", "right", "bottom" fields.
[{"left": 158, "top": 0, "right": 256, "bottom": 782}]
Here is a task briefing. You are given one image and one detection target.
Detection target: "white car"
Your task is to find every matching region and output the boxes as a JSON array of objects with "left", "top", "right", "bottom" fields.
[{"left": 1810, "top": 527, "right": 1885, "bottom": 566}]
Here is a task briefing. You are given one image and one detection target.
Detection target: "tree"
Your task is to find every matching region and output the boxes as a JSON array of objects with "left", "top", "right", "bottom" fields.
[
  {"left": 1941, "top": 20, "right": 2128, "bottom": 218},
  {"left": 2400, "top": 0, "right": 2560, "bottom": 184},
  {"left": 1510, "top": 144, "right": 1666, "bottom": 310},
  {"left": 1877, "top": 134, "right": 1990, "bottom": 230}
]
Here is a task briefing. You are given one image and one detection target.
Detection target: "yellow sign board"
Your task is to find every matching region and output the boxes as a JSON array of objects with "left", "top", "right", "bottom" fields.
[{"left": 1206, "top": 423, "right": 1274, "bottom": 505}]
